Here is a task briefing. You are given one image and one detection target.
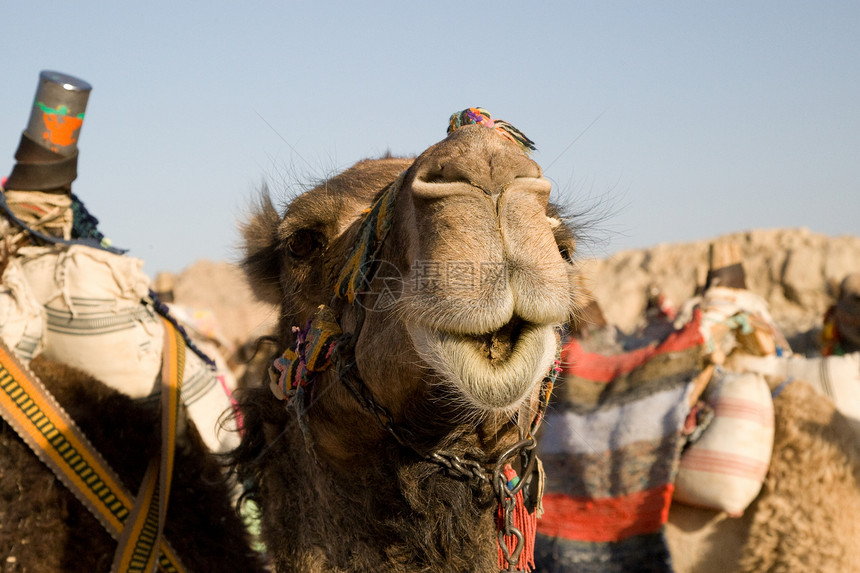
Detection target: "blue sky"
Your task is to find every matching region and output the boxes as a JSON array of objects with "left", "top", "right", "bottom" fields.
[{"left": 2, "top": 2, "right": 858, "bottom": 274}]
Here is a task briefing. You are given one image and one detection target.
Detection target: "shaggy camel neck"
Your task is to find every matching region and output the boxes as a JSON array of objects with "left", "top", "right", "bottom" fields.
[{"left": 239, "top": 378, "right": 545, "bottom": 572}]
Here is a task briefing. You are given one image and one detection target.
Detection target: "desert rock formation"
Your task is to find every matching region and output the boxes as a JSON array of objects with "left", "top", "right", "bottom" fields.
[{"left": 579, "top": 228, "right": 860, "bottom": 352}]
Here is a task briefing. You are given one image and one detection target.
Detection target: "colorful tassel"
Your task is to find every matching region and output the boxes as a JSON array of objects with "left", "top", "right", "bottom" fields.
[
  {"left": 497, "top": 464, "right": 538, "bottom": 572},
  {"left": 269, "top": 305, "right": 343, "bottom": 401},
  {"left": 447, "top": 108, "right": 537, "bottom": 153}
]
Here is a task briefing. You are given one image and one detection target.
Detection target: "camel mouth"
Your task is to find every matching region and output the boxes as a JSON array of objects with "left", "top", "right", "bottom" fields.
[
  {"left": 461, "top": 317, "right": 525, "bottom": 364},
  {"left": 407, "top": 318, "right": 556, "bottom": 412}
]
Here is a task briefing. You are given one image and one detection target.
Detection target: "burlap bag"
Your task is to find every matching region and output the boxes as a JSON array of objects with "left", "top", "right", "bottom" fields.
[
  {"left": 0, "top": 257, "right": 45, "bottom": 361},
  {"left": 14, "top": 244, "right": 238, "bottom": 452}
]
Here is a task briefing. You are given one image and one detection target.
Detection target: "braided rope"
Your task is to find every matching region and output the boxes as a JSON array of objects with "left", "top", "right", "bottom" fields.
[
  {"left": 269, "top": 305, "right": 342, "bottom": 402},
  {"left": 70, "top": 192, "right": 109, "bottom": 244},
  {"left": 0, "top": 186, "right": 125, "bottom": 255},
  {"left": 149, "top": 290, "right": 219, "bottom": 371}
]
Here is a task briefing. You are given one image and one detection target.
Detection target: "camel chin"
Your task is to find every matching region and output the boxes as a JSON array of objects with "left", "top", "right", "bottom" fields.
[{"left": 408, "top": 319, "right": 556, "bottom": 412}]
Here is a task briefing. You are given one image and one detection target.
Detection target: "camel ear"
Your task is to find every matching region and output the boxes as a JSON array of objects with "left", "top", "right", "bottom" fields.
[{"left": 242, "top": 190, "right": 284, "bottom": 306}]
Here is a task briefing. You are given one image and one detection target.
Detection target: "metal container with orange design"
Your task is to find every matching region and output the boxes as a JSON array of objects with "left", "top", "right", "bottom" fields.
[{"left": 24, "top": 71, "right": 92, "bottom": 156}]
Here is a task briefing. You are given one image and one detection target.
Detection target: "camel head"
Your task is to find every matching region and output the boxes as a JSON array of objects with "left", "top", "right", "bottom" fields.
[{"left": 242, "top": 109, "right": 580, "bottom": 450}]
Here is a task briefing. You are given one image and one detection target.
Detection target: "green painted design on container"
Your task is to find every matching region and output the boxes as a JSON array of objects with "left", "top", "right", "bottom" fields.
[{"left": 34, "top": 100, "right": 86, "bottom": 119}]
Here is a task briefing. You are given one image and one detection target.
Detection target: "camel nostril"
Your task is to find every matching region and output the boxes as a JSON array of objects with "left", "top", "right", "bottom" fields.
[
  {"left": 420, "top": 172, "right": 447, "bottom": 185},
  {"left": 415, "top": 157, "right": 485, "bottom": 187},
  {"left": 412, "top": 167, "right": 545, "bottom": 202},
  {"left": 411, "top": 166, "right": 489, "bottom": 201},
  {"left": 417, "top": 167, "right": 468, "bottom": 186}
]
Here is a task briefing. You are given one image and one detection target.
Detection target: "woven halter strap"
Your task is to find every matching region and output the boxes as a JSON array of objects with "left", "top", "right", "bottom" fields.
[
  {"left": 336, "top": 169, "right": 406, "bottom": 304},
  {"left": 0, "top": 317, "right": 189, "bottom": 573}
]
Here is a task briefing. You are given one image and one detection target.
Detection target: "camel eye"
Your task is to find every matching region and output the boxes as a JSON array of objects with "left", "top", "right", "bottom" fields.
[
  {"left": 558, "top": 243, "right": 574, "bottom": 263},
  {"left": 555, "top": 234, "right": 575, "bottom": 263},
  {"left": 287, "top": 229, "right": 324, "bottom": 259}
]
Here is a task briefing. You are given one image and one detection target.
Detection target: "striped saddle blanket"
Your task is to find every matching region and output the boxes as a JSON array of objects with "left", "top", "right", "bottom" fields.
[{"left": 533, "top": 311, "right": 705, "bottom": 573}]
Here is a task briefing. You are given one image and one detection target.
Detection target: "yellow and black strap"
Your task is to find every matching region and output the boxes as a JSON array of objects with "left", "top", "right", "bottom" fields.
[{"left": 0, "top": 316, "right": 188, "bottom": 573}]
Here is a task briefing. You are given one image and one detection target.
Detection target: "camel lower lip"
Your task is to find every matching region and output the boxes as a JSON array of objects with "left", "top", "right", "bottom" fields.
[{"left": 408, "top": 320, "right": 557, "bottom": 411}]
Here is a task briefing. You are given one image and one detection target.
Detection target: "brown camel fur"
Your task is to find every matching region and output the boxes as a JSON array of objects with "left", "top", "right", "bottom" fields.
[
  {"left": 0, "top": 356, "right": 267, "bottom": 572},
  {"left": 231, "top": 124, "right": 581, "bottom": 572}
]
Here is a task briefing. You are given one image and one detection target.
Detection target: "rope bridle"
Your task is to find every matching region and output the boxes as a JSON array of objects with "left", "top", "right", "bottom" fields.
[{"left": 268, "top": 109, "right": 557, "bottom": 571}]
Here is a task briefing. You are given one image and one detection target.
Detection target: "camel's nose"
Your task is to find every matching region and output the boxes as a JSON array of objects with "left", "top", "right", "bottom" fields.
[{"left": 409, "top": 124, "right": 549, "bottom": 205}]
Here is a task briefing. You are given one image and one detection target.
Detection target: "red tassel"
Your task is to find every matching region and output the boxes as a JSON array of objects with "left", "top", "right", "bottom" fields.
[{"left": 497, "top": 465, "right": 537, "bottom": 571}]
